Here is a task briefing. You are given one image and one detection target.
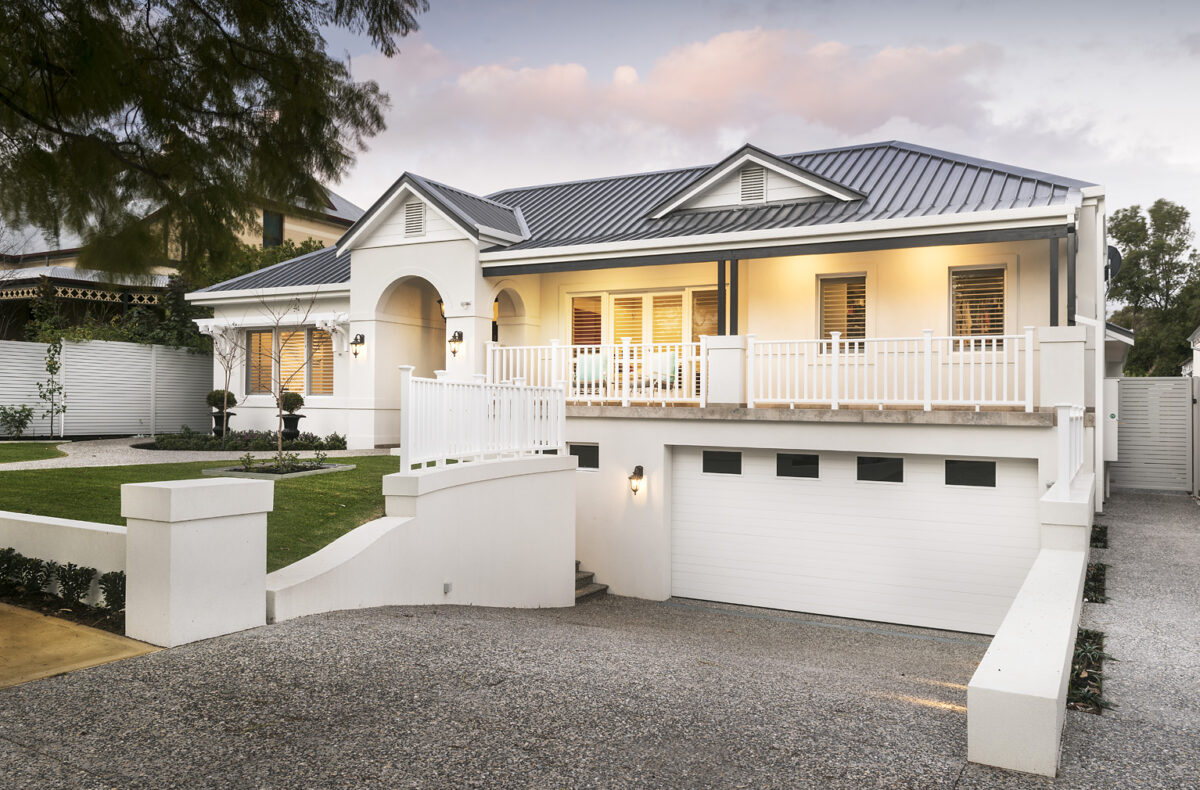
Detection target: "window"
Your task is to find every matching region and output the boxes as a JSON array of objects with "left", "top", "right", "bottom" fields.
[
  {"left": 951, "top": 268, "right": 1005, "bottom": 336},
  {"left": 777, "top": 453, "right": 819, "bottom": 478},
  {"left": 702, "top": 450, "right": 741, "bottom": 475},
  {"left": 245, "top": 328, "right": 336, "bottom": 396},
  {"left": 945, "top": 459, "right": 996, "bottom": 487},
  {"left": 820, "top": 276, "right": 866, "bottom": 342},
  {"left": 857, "top": 456, "right": 903, "bottom": 483},
  {"left": 569, "top": 443, "right": 599, "bottom": 469},
  {"left": 247, "top": 330, "right": 273, "bottom": 394},
  {"left": 262, "top": 210, "right": 283, "bottom": 248},
  {"left": 404, "top": 201, "right": 425, "bottom": 236},
  {"left": 570, "top": 290, "right": 718, "bottom": 346}
]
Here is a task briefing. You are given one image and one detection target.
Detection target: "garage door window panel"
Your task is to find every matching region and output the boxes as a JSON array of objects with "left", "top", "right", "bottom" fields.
[
  {"left": 945, "top": 459, "right": 996, "bottom": 487},
  {"left": 857, "top": 456, "right": 903, "bottom": 483},
  {"left": 702, "top": 450, "right": 742, "bottom": 475},
  {"left": 777, "top": 453, "right": 819, "bottom": 479},
  {"left": 568, "top": 443, "right": 599, "bottom": 470}
]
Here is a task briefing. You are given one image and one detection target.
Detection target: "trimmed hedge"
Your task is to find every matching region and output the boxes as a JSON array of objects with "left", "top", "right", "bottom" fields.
[{"left": 150, "top": 426, "right": 347, "bottom": 451}]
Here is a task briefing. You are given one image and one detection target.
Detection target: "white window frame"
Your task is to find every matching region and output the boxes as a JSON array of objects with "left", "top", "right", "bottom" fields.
[
  {"left": 816, "top": 272, "right": 869, "bottom": 352},
  {"left": 244, "top": 327, "right": 335, "bottom": 397},
  {"left": 562, "top": 286, "right": 719, "bottom": 346},
  {"left": 948, "top": 263, "right": 1008, "bottom": 338}
]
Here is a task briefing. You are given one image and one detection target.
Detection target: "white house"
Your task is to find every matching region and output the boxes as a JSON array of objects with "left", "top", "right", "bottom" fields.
[{"left": 188, "top": 140, "right": 1127, "bottom": 636}]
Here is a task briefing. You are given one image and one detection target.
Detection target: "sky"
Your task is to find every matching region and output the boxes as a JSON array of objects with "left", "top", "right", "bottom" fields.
[{"left": 325, "top": 0, "right": 1200, "bottom": 222}]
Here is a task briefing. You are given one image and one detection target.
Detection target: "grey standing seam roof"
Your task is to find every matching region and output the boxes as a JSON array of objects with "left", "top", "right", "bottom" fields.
[{"left": 196, "top": 140, "right": 1095, "bottom": 293}]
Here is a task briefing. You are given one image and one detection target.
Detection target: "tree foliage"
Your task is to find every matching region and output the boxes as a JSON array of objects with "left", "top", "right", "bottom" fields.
[
  {"left": 1107, "top": 199, "right": 1200, "bottom": 376},
  {"left": 0, "top": 1, "right": 425, "bottom": 278}
]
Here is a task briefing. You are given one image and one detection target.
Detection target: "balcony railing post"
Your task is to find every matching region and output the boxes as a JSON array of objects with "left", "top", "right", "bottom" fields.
[
  {"left": 699, "top": 335, "right": 709, "bottom": 408},
  {"left": 555, "top": 379, "right": 568, "bottom": 452},
  {"left": 485, "top": 341, "right": 497, "bottom": 383},
  {"left": 550, "top": 339, "right": 561, "bottom": 391},
  {"left": 830, "top": 331, "right": 841, "bottom": 410},
  {"left": 398, "top": 365, "right": 414, "bottom": 471},
  {"left": 1024, "top": 326, "right": 1035, "bottom": 412},
  {"left": 745, "top": 334, "right": 756, "bottom": 408},
  {"left": 1056, "top": 403, "right": 1072, "bottom": 491},
  {"left": 922, "top": 329, "right": 933, "bottom": 411},
  {"left": 621, "top": 337, "right": 632, "bottom": 407}
]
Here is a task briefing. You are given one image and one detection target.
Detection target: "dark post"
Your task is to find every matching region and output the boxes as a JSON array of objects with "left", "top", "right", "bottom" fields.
[
  {"left": 716, "top": 259, "right": 726, "bottom": 335},
  {"left": 1066, "top": 229, "right": 1077, "bottom": 327},
  {"left": 729, "top": 257, "right": 739, "bottom": 335},
  {"left": 1049, "top": 238, "right": 1059, "bottom": 327}
]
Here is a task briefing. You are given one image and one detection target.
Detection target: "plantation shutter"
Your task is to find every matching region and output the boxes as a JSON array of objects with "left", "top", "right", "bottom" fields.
[
  {"left": 571, "top": 296, "right": 602, "bottom": 345},
  {"left": 651, "top": 294, "right": 683, "bottom": 343},
  {"left": 691, "top": 290, "right": 719, "bottom": 341},
  {"left": 952, "top": 268, "right": 1005, "bottom": 336},
  {"left": 247, "top": 330, "right": 273, "bottom": 393},
  {"left": 309, "top": 330, "right": 334, "bottom": 395},
  {"left": 279, "top": 331, "right": 306, "bottom": 394},
  {"left": 820, "top": 277, "right": 867, "bottom": 339},
  {"left": 613, "top": 296, "right": 644, "bottom": 344}
]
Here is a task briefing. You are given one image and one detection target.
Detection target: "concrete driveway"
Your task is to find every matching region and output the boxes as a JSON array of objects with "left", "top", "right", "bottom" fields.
[{"left": 1, "top": 489, "right": 1194, "bottom": 789}]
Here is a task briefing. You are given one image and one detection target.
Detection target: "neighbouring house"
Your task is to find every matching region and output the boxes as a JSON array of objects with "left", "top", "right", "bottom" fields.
[
  {"left": 188, "top": 140, "right": 1130, "bottom": 635},
  {"left": 0, "top": 189, "right": 363, "bottom": 340},
  {"left": 1184, "top": 325, "right": 1200, "bottom": 376}
]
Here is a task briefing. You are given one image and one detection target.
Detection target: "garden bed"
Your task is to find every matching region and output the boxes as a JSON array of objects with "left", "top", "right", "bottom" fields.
[
  {"left": 203, "top": 463, "right": 355, "bottom": 479},
  {"left": 1068, "top": 628, "right": 1115, "bottom": 714},
  {"left": 140, "top": 427, "right": 347, "bottom": 452},
  {"left": 1091, "top": 523, "right": 1108, "bottom": 549},
  {"left": 0, "top": 589, "right": 124, "bottom": 635},
  {"left": 1084, "top": 562, "right": 1108, "bottom": 603},
  {"left": 1, "top": 549, "right": 125, "bottom": 635}
]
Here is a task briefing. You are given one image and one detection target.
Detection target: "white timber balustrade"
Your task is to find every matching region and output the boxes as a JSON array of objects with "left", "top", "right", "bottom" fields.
[
  {"left": 487, "top": 338, "right": 706, "bottom": 406},
  {"left": 1056, "top": 404, "right": 1086, "bottom": 490},
  {"left": 397, "top": 365, "right": 566, "bottom": 470},
  {"left": 746, "top": 328, "right": 1035, "bottom": 411}
]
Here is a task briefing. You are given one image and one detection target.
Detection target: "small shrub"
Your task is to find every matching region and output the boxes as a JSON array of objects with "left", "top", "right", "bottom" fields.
[
  {"left": 98, "top": 571, "right": 126, "bottom": 612},
  {"left": 0, "top": 404, "right": 35, "bottom": 437},
  {"left": 314, "top": 450, "right": 328, "bottom": 466},
  {"left": 57, "top": 563, "right": 97, "bottom": 606},
  {"left": 149, "top": 429, "right": 349, "bottom": 452},
  {"left": 207, "top": 389, "right": 238, "bottom": 411},
  {"left": 239, "top": 452, "right": 257, "bottom": 472},
  {"left": 18, "top": 556, "right": 51, "bottom": 593},
  {"left": 1068, "top": 628, "right": 1116, "bottom": 713},
  {"left": 0, "top": 548, "right": 20, "bottom": 593},
  {"left": 280, "top": 391, "right": 304, "bottom": 414},
  {"left": 248, "top": 436, "right": 274, "bottom": 451},
  {"left": 322, "top": 432, "right": 347, "bottom": 450}
]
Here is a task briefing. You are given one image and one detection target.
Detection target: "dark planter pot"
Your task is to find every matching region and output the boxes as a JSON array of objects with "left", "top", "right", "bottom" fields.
[
  {"left": 212, "top": 411, "right": 235, "bottom": 436},
  {"left": 281, "top": 413, "right": 305, "bottom": 441}
]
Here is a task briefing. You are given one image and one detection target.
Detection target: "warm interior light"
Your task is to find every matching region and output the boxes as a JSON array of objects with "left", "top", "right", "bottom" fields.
[
  {"left": 350, "top": 333, "right": 365, "bottom": 358},
  {"left": 449, "top": 330, "right": 464, "bottom": 357},
  {"left": 629, "top": 465, "right": 644, "bottom": 496}
]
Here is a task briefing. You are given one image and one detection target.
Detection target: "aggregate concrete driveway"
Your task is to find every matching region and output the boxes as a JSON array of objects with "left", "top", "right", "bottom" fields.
[{"left": 0, "top": 597, "right": 991, "bottom": 789}]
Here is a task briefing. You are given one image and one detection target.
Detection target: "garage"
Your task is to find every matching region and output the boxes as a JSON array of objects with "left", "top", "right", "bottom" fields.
[{"left": 670, "top": 448, "right": 1041, "bottom": 634}]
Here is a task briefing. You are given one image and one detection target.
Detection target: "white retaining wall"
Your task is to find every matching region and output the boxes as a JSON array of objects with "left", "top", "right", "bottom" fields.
[
  {"left": 267, "top": 455, "right": 577, "bottom": 622},
  {"left": 0, "top": 512, "right": 126, "bottom": 605},
  {"left": 0, "top": 339, "right": 211, "bottom": 436}
]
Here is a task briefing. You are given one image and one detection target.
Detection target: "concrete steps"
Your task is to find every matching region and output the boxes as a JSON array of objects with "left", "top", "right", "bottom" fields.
[{"left": 574, "top": 560, "right": 608, "bottom": 603}]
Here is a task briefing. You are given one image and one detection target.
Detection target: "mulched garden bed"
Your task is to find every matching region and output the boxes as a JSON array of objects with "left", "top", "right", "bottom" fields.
[
  {"left": 1084, "top": 562, "right": 1108, "bottom": 603},
  {"left": 1090, "top": 523, "right": 1108, "bottom": 549},
  {"left": 1067, "top": 628, "right": 1115, "bottom": 714},
  {"left": 1, "top": 589, "right": 124, "bottom": 635}
]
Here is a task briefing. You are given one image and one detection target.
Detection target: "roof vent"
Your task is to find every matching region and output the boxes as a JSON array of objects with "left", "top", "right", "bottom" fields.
[
  {"left": 740, "top": 165, "right": 766, "bottom": 204},
  {"left": 404, "top": 201, "right": 425, "bottom": 237}
]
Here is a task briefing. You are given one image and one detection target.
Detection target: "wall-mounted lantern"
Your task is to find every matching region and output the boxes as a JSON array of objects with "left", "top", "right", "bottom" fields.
[
  {"left": 350, "top": 333, "right": 366, "bottom": 358},
  {"left": 628, "top": 465, "right": 645, "bottom": 496},
  {"left": 437, "top": 298, "right": 446, "bottom": 320},
  {"left": 449, "top": 330, "right": 464, "bottom": 357}
]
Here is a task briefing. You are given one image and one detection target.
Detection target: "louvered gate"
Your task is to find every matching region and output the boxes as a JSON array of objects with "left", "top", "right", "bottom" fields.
[{"left": 1110, "top": 377, "right": 1196, "bottom": 492}]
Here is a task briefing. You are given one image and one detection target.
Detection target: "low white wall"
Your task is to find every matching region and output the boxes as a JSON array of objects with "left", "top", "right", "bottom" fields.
[
  {"left": 266, "top": 455, "right": 577, "bottom": 622},
  {"left": 0, "top": 511, "right": 125, "bottom": 605},
  {"left": 967, "top": 547, "right": 1088, "bottom": 777}
]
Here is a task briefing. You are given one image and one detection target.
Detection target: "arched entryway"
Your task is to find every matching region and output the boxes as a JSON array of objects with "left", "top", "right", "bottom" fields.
[
  {"left": 493, "top": 285, "right": 532, "bottom": 347},
  {"left": 375, "top": 275, "right": 446, "bottom": 377}
]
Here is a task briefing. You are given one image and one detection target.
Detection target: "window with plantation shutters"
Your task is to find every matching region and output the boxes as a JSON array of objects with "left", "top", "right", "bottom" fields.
[
  {"left": 691, "top": 290, "right": 718, "bottom": 341},
  {"left": 571, "top": 296, "right": 602, "bottom": 345},
  {"left": 279, "top": 331, "right": 306, "bottom": 393},
  {"left": 952, "top": 268, "right": 1005, "bottom": 336},
  {"left": 247, "top": 330, "right": 273, "bottom": 394},
  {"left": 651, "top": 294, "right": 683, "bottom": 343},
  {"left": 309, "top": 330, "right": 333, "bottom": 395},
  {"left": 404, "top": 201, "right": 425, "bottom": 236},
  {"left": 613, "top": 296, "right": 644, "bottom": 344},
  {"left": 820, "top": 276, "right": 866, "bottom": 340}
]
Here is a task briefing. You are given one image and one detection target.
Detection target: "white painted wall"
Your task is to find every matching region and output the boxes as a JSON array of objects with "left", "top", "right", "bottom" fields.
[
  {"left": 0, "top": 339, "right": 211, "bottom": 437},
  {"left": 266, "top": 455, "right": 577, "bottom": 621},
  {"left": 0, "top": 512, "right": 125, "bottom": 605}
]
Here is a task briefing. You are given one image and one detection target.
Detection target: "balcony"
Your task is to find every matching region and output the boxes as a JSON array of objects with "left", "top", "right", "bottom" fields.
[{"left": 487, "top": 329, "right": 1043, "bottom": 412}]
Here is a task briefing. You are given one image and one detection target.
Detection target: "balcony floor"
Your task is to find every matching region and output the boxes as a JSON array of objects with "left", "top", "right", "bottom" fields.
[{"left": 566, "top": 403, "right": 1063, "bottom": 427}]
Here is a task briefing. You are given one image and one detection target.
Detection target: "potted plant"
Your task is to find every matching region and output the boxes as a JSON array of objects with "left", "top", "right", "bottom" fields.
[
  {"left": 279, "top": 391, "right": 305, "bottom": 440},
  {"left": 207, "top": 389, "right": 237, "bottom": 437}
]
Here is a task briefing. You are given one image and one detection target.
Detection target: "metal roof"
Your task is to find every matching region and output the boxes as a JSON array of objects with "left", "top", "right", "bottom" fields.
[
  {"left": 486, "top": 140, "right": 1094, "bottom": 251},
  {"left": 195, "top": 140, "right": 1096, "bottom": 293},
  {"left": 196, "top": 245, "right": 349, "bottom": 292},
  {"left": 2, "top": 265, "right": 170, "bottom": 288}
]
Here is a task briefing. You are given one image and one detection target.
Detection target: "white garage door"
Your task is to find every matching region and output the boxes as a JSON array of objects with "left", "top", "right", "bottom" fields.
[{"left": 671, "top": 448, "right": 1040, "bottom": 634}]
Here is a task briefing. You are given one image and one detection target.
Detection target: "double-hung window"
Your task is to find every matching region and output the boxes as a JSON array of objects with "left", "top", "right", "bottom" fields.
[
  {"left": 951, "top": 268, "right": 1005, "bottom": 337},
  {"left": 246, "top": 328, "right": 334, "bottom": 396}
]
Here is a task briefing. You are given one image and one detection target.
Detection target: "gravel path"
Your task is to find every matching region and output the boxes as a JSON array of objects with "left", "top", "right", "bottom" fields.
[{"left": 0, "top": 436, "right": 388, "bottom": 471}]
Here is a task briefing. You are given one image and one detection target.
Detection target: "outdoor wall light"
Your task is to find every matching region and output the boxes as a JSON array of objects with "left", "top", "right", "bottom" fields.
[
  {"left": 449, "top": 330, "right": 464, "bottom": 357},
  {"left": 437, "top": 298, "right": 446, "bottom": 320},
  {"left": 628, "top": 465, "right": 645, "bottom": 496},
  {"left": 350, "top": 333, "right": 366, "bottom": 357}
]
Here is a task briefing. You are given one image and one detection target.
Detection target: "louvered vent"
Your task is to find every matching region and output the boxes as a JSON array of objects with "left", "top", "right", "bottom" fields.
[
  {"left": 404, "top": 201, "right": 425, "bottom": 236},
  {"left": 740, "top": 165, "right": 766, "bottom": 203}
]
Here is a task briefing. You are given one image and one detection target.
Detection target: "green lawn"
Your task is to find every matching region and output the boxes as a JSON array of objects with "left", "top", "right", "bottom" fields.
[
  {"left": 0, "top": 442, "right": 67, "bottom": 464},
  {"left": 0, "top": 455, "right": 399, "bottom": 572}
]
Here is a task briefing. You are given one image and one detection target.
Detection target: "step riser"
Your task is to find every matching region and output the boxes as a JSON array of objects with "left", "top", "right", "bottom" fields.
[{"left": 573, "top": 561, "right": 607, "bottom": 603}]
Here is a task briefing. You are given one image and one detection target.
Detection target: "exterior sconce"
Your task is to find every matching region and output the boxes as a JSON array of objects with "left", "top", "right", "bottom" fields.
[
  {"left": 449, "top": 330, "right": 464, "bottom": 357},
  {"left": 628, "top": 465, "right": 644, "bottom": 496},
  {"left": 438, "top": 299, "right": 446, "bottom": 320},
  {"left": 350, "top": 333, "right": 365, "bottom": 357}
]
